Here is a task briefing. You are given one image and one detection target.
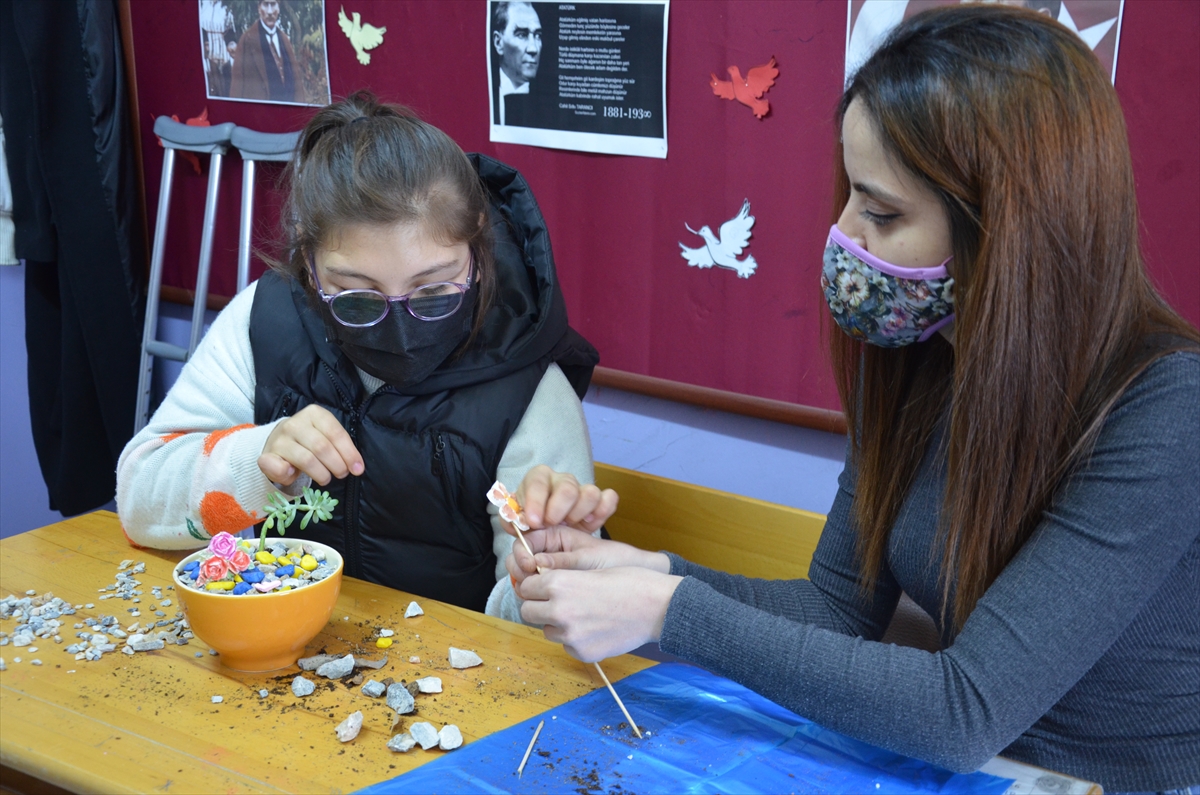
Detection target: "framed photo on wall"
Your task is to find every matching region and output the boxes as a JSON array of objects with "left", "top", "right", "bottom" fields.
[
  {"left": 199, "top": 0, "right": 331, "bottom": 106},
  {"left": 846, "top": 0, "right": 1125, "bottom": 85},
  {"left": 488, "top": 0, "right": 670, "bottom": 158}
]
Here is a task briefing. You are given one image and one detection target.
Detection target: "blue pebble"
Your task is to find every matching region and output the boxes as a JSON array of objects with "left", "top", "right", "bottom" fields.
[
  {"left": 240, "top": 569, "right": 265, "bottom": 583},
  {"left": 232, "top": 582, "right": 253, "bottom": 595},
  {"left": 184, "top": 560, "right": 201, "bottom": 572},
  {"left": 274, "top": 564, "right": 295, "bottom": 578},
  {"left": 188, "top": 568, "right": 199, "bottom": 580}
]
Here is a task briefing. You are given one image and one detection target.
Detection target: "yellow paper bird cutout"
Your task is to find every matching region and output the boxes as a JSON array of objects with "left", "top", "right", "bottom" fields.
[{"left": 338, "top": 6, "right": 386, "bottom": 66}]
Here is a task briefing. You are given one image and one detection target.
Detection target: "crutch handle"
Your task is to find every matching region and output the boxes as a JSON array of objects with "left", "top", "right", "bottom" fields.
[
  {"left": 153, "top": 117, "right": 235, "bottom": 153},
  {"left": 231, "top": 127, "right": 300, "bottom": 162}
]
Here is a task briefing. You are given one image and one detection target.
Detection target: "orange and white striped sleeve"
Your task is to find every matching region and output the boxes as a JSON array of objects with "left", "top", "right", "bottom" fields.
[{"left": 116, "top": 283, "right": 307, "bottom": 549}]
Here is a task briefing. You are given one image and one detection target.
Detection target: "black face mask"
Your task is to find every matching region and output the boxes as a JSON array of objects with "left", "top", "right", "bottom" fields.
[{"left": 320, "top": 287, "right": 477, "bottom": 389}]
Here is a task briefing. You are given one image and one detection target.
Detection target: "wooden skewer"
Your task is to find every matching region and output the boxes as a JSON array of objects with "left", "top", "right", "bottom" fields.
[
  {"left": 517, "top": 719, "right": 544, "bottom": 778},
  {"left": 591, "top": 660, "right": 643, "bottom": 738},
  {"left": 512, "top": 524, "right": 644, "bottom": 739}
]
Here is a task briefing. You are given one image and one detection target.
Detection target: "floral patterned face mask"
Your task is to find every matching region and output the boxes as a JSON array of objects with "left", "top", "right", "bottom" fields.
[{"left": 821, "top": 224, "right": 955, "bottom": 347}]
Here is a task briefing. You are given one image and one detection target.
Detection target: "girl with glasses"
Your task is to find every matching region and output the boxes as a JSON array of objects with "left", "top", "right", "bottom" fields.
[
  {"left": 117, "top": 90, "right": 611, "bottom": 621},
  {"left": 503, "top": 6, "right": 1199, "bottom": 792}
]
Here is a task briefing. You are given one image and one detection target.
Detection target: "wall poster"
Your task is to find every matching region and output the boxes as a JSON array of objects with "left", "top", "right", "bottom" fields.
[
  {"left": 488, "top": 0, "right": 669, "bottom": 158},
  {"left": 846, "top": 0, "right": 1125, "bottom": 85},
  {"left": 199, "top": 0, "right": 331, "bottom": 106}
]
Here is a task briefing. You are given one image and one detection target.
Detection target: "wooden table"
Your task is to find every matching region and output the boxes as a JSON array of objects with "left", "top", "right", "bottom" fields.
[
  {"left": 0, "top": 512, "right": 651, "bottom": 793},
  {"left": 1, "top": 512, "right": 1101, "bottom": 795}
]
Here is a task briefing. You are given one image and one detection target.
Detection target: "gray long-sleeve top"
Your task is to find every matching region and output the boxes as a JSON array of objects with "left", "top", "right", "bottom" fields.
[{"left": 659, "top": 352, "right": 1200, "bottom": 793}]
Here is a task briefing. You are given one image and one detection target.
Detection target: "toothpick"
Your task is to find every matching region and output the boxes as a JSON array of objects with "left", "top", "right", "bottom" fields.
[
  {"left": 511, "top": 522, "right": 540, "bottom": 567},
  {"left": 512, "top": 523, "right": 643, "bottom": 739},
  {"left": 518, "top": 719, "right": 544, "bottom": 778},
  {"left": 592, "top": 660, "right": 643, "bottom": 738}
]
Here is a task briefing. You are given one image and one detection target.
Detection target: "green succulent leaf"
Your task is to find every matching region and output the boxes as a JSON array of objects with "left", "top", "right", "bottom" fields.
[{"left": 258, "top": 488, "right": 336, "bottom": 548}]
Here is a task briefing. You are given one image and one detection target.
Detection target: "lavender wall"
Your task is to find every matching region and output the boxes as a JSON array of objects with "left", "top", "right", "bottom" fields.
[{"left": 1, "top": 264, "right": 62, "bottom": 537}]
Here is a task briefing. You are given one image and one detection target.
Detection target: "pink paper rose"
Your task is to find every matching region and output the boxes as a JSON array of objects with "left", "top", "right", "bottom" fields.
[
  {"left": 229, "top": 549, "right": 252, "bottom": 572},
  {"left": 208, "top": 531, "right": 238, "bottom": 561},
  {"left": 200, "top": 556, "right": 231, "bottom": 581}
]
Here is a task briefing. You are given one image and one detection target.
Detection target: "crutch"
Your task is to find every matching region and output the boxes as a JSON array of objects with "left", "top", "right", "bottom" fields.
[
  {"left": 231, "top": 127, "right": 301, "bottom": 293},
  {"left": 134, "top": 117, "right": 236, "bottom": 433}
]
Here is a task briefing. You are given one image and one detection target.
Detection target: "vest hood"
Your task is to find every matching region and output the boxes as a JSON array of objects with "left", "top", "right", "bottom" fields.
[{"left": 294, "top": 153, "right": 579, "bottom": 397}]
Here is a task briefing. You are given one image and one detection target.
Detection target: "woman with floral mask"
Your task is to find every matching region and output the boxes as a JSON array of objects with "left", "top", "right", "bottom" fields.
[
  {"left": 502, "top": 6, "right": 1199, "bottom": 791},
  {"left": 117, "top": 91, "right": 614, "bottom": 621}
]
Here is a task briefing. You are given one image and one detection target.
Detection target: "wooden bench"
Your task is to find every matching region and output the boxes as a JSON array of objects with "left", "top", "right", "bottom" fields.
[{"left": 593, "top": 462, "right": 827, "bottom": 580}]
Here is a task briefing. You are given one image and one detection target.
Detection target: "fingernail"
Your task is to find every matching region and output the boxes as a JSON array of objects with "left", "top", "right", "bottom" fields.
[
  {"left": 527, "top": 513, "right": 540, "bottom": 526},
  {"left": 584, "top": 514, "right": 595, "bottom": 523},
  {"left": 351, "top": 462, "right": 363, "bottom": 475},
  {"left": 286, "top": 466, "right": 295, "bottom": 476}
]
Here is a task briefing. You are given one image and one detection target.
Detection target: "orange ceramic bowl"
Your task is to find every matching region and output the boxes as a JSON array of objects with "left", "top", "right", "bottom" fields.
[{"left": 172, "top": 541, "right": 343, "bottom": 672}]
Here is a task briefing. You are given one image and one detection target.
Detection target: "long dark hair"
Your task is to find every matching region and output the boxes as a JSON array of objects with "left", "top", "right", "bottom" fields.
[
  {"left": 276, "top": 90, "right": 496, "bottom": 346},
  {"left": 830, "top": 5, "right": 1199, "bottom": 631}
]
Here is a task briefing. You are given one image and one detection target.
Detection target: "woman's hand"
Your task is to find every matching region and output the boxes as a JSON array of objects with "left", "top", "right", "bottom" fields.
[
  {"left": 258, "top": 404, "right": 364, "bottom": 487},
  {"left": 513, "top": 465, "right": 618, "bottom": 533},
  {"left": 518, "top": 567, "right": 683, "bottom": 662},
  {"left": 505, "top": 525, "right": 670, "bottom": 587}
]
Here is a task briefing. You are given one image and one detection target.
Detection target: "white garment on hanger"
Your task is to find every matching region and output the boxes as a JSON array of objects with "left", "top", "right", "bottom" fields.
[{"left": 0, "top": 111, "right": 17, "bottom": 265}]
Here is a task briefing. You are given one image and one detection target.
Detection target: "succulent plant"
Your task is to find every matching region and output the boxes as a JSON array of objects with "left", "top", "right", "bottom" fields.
[{"left": 259, "top": 487, "right": 338, "bottom": 551}]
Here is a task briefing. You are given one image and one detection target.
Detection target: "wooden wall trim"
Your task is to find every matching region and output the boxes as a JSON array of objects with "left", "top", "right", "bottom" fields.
[
  {"left": 157, "top": 288, "right": 847, "bottom": 435},
  {"left": 118, "top": 0, "right": 150, "bottom": 279},
  {"left": 590, "top": 366, "right": 847, "bottom": 435}
]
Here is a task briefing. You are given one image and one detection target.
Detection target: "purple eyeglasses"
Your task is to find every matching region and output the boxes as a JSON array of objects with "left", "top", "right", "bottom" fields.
[{"left": 308, "top": 254, "right": 474, "bottom": 327}]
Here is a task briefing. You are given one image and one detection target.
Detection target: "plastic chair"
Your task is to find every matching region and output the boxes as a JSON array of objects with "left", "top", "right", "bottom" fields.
[
  {"left": 230, "top": 127, "right": 300, "bottom": 293},
  {"left": 134, "top": 117, "right": 236, "bottom": 434}
]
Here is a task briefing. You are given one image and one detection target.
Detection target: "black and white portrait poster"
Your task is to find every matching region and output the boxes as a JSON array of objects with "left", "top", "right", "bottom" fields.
[
  {"left": 200, "top": 0, "right": 331, "bottom": 106},
  {"left": 488, "top": 1, "right": 669, "bottom": 159},
  {"left": 846, "top": 1, "right": 1124, "bottom": 85}
]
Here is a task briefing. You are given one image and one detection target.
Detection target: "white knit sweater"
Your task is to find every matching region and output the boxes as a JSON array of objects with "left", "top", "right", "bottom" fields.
[{"left": 116, "top": 281, "right": 595, "bottom": 623}]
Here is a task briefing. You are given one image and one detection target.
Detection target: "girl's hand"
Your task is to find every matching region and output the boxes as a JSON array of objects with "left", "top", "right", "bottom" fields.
[
  {"left": 505, "top": 525, "right": 669, "bottom": 586},
  {"left": 518, "top": 567, "right": 683, "bottom": 662},
  {"left": 258, "top": 404, "right": 364, "bottom": 487},
  {"left": 512, "top": 465, "right": 618, "bottom": 534}
]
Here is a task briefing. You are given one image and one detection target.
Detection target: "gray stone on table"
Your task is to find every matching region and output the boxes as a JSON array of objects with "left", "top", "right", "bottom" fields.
[
  {"left": 316, "top": 654, "right": 355, "bottom": 679},
  {"left": 438, "top": 724, "right": 463, "bottom": 750},
  {"left": 415, "top": 676, "right": 442, "bottom": 693},
  {"left": 387, "top": 733, "right": 417, "bottom": 753},
  {"left": 448, "top": 647, "right": 482, "bottom": 669},
  {"left": 409, "top": 721, "right": 439, "bottom": 750},
  {"left": 297, "top": 653, "right": 340, "bottom": 671},
  {"left": 335, "top": 711, "right": 363, "bottom": 742},
  {"left": 386, "top": 682, "right": 415, "bottom": 714}
]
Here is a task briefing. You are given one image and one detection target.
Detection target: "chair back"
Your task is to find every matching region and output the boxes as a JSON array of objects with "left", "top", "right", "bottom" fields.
[{"left": 594, "top": 462, "right": 826, "bottom": 580}]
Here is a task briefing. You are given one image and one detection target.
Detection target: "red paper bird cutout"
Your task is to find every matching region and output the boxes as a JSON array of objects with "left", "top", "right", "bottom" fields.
[
  {"left": 157, "top": 107, "right": 212, "bottom": 175},
  {"left": 710, "top": 57, "right": 779, "bottom": 119}
]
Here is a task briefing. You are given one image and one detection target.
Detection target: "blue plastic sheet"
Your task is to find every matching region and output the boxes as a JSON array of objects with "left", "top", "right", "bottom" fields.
[{"left": 358, "top": 662, "right": 1014, "bottom": 795}]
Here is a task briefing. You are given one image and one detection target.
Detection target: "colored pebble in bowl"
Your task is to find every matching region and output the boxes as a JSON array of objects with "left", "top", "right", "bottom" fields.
[
  {"left": 174, "top": 488, "right": 339, "bottom": 597},
  {"left": 175, "top": 533, "right": 336, "bottom": 598}
]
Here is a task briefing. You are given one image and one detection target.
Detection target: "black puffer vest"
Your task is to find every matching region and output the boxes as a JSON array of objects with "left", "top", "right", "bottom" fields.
[{"left": 249, "top": 155, "right": 598, "bottom": 612}]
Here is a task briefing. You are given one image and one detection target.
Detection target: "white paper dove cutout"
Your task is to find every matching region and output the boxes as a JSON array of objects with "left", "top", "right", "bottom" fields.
[
  {"left": 338, "top": 6, "right": 387, "bottom": 65},
  {"left": 679, "top": 199, "right": 758, "bottom": 278}
]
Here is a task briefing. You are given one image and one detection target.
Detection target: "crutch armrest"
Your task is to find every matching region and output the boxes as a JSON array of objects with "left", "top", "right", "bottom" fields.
[
  {"left": 153, "top": 117, "right": 236, "bottom": 153},
  {"left": 232, "top": 128, "right": 301, "bottom": 162}
]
